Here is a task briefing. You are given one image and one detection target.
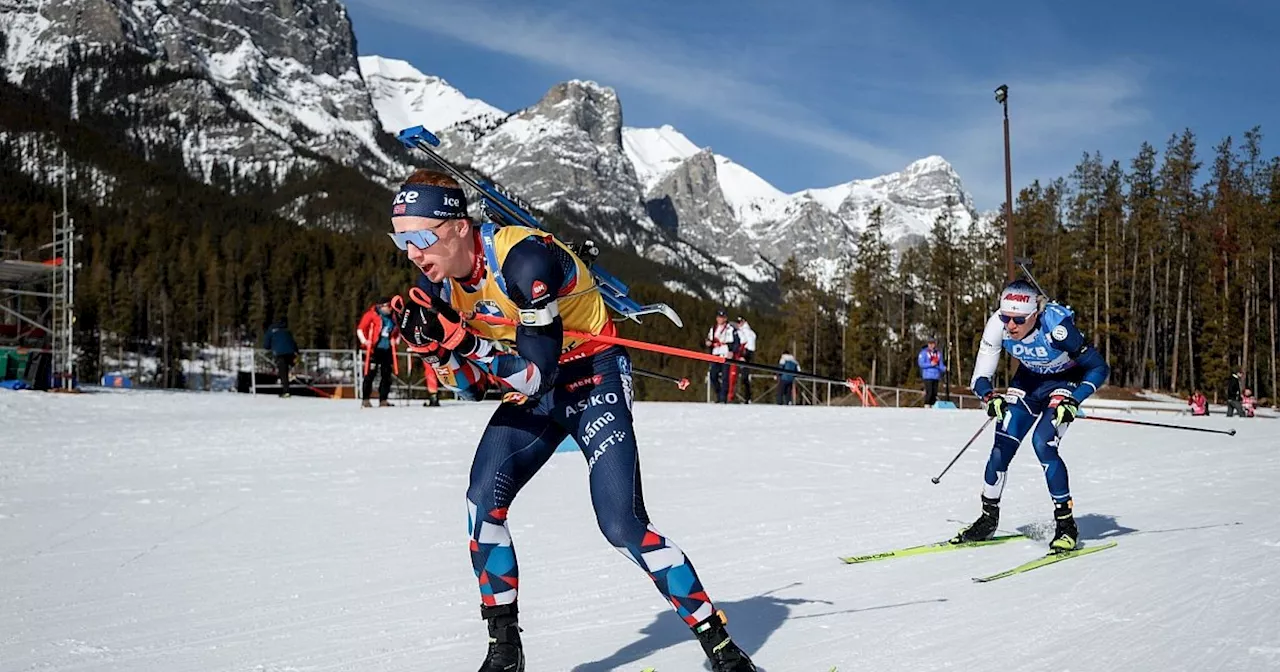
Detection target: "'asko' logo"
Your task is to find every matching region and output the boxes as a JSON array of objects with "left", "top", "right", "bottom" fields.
[{"left": 564, "top": 392, "right": 620, "bottom": 417}]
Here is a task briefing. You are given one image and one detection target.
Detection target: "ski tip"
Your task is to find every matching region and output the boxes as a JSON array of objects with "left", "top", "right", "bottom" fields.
[
  {"left": 396, "top": 125, "right": 441, "bottom": 148},
  {"left": 659, "top": 304, "right": 684, "bottom": 328}
]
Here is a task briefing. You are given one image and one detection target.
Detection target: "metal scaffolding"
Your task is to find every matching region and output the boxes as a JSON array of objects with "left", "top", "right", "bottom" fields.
[
  {"left": 0, "top": 152, "right": 77, "bottom": 389},
  {"left": 48, "top": 174, "right": 77, "bottom": 389}
]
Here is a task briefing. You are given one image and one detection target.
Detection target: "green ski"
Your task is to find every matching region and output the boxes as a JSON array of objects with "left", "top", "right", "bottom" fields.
[
  {"left": 641, "top": 668, "right": 837, "bottom": 671},
  {"left": 972, "top": 542, "right": 1118, "bottom": 582},
  {"left": 840, "top": 534, "right": 1027, "bottom": 564}
]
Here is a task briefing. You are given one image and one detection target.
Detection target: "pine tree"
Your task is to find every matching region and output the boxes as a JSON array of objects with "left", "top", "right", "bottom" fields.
[
  {"left": 848, "top": 206, "right": 893, "bottom": 384},
  {"left": 1159, "top": 129, "right": 1202, "bottom": 392},
  {"left": 926, "top": 203, "right": 964, "bottom": 392}
]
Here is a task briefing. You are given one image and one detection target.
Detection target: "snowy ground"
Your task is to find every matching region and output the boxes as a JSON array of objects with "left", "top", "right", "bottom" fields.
[{"left": 2, "top": 390, "right": 1277, "bottom": 671}]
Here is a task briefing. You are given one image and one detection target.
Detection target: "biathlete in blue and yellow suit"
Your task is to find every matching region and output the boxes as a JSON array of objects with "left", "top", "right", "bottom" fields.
[
  {"left": 385, "top": 170, "right": 757, "bottom": 672},
  {"left": 952, "top": 279, "right": 1111, "bottom": 553}
]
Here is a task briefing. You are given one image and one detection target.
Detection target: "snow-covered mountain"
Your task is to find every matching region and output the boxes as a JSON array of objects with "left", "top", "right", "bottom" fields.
[
  {"left": 360, "top": 59, "right": 984, "bottom": 283},
  {"left": 621, "top": 125, "right": 977, "bottom": 272},
  {"left": 357, "top": 56, "right": 504, "bottom": 137},
  {"left": 0, "top": 0, "right": 762, "bottom": 303},
  {"left": 2, "top": 0, "right": 981, "bottom": 302},
  {"left": 1, "top": 0, "right": 408, "bottom": 212},
  {"left": 423, "top": 78, "right": 766, "bottom": 301},
  {"left": 437, "top": 79, "right": 650, "bottom": 224}
]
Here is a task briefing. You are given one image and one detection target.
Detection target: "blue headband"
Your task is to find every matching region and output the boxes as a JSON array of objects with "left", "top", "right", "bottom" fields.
[{"left": 391, "top": 184, "right": 468, "bottom": 219}]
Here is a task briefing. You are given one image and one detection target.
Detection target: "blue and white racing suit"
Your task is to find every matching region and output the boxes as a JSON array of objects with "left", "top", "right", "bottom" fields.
[{"left": 969, "top": 303, "right": 1110, "bottom": 503}]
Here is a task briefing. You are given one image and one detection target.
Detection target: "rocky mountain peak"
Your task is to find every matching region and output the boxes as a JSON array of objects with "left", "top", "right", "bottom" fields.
[
  {"left": 872, "top": 155, "right": 970, "bottom": 210},
  {"left": 522, "top": 79, "right": 624, "bottom": 149},
  {"left": 3, "top": 0, "right": 402, "bottom": 204}
]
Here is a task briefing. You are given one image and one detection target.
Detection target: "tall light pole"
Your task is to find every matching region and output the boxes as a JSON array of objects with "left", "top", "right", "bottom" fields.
[{"left": 995, "top": 84, "right": 1015, "bottom": 282}]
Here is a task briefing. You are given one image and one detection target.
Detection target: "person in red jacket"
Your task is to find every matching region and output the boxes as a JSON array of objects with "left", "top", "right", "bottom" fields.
[
  {"left": 356, "top": 297, "right": 400, "bottom": 407},
  {"left": 1188, "top": 390, "right": 1208, "bottom": 416}
]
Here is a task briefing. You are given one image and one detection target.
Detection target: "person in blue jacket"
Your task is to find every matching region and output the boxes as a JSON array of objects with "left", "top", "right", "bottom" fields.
[
  {"left": 262, "top": 319, "right": 299, "bottom": 397},
  {"left": 917, "top": 337, "right": 946, "bottom": 407},
  {"left": 777, "top": 351, "right": 800, "bottom": 405},
  {"left": 952, "top": 279, "right": 1110, "bottom": 553}
]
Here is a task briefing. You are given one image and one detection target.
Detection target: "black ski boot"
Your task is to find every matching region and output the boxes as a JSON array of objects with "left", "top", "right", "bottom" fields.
[
  {"left": 951, "top": 496, "right": 1000, "bottom": 544},
  {"left": 477, "top": 603, "right": 523, "bottom": 672},
  {"left": 693, "top": 610, "right": 757, "bottom": 671},
  {"left": 1049, "top": 500, "right": 1078, "bottom": 553}
]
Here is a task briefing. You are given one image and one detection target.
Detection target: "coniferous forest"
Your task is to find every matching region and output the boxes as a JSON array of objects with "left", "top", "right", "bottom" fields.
[
  {"left": 2, "top": 68, "right": 1276, "bottom": 404},
  {"left": 784, "top": 127, "right": 1280, "bottom": 406}
]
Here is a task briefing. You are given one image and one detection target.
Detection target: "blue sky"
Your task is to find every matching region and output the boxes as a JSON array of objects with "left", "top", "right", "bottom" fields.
[{"left": 346, "top": 0, "right": 1278, "bottom": 211}]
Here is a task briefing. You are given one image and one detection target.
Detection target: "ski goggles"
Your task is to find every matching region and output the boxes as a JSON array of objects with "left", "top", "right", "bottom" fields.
[
  {"left": 388, "top": 228, "right": 441, "bottom": 251},
  {"left": 998, "top": 313, "right": 1034, "bottom": 325}
]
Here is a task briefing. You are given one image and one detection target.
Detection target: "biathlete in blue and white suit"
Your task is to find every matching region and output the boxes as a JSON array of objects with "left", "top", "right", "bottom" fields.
[{"left": 952, "top": 279, "right": 1110, "bottom": 552}]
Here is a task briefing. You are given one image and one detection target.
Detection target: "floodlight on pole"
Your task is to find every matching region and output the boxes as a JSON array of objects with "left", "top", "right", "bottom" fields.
[{"left": 995, "top": 84, "right": 1015, "bottom": 282}]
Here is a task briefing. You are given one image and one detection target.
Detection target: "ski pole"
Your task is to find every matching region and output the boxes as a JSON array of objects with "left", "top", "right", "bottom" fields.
[
  {"left": 633, "top": 367, "right": 691, "bottom": 390},
  {"left": 469, "top": 313, "right": 862, "bottom": 390},
  {"left": 1081, "top": 414, "right": 1237, "bottom": 436},
  {"left": 931, "top": 416, "right": 995, "bottom": 484}
]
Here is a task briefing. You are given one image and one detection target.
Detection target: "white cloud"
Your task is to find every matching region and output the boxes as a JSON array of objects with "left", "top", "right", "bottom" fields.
[
  {"left": 351, "top": 0, "right": 1151, "bottom": 210},
  {"left": 349, "top": 0, "right": 912, "bottom": 172}
]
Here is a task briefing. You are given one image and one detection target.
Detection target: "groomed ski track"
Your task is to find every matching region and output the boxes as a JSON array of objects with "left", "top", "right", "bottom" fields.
[{"left": 2, "top": 391, "right": 1276, "bottom": 671}]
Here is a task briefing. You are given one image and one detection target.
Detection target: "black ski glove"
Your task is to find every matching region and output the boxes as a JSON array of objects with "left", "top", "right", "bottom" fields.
[
  {"left": 983, "top": 391, "right": 1008, "bottom": 421},
  {"left": 1052, "top": 396, "right": 1081, "bottom": 426},
  {"left": 397, "top": 287, "right": 476, "bottom": 356}
]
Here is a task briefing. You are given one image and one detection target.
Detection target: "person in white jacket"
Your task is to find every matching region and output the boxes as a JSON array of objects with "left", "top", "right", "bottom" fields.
[
  {"left": 733, "top": 316, "right": 758, "bottom": 403},
  {"left": 703, "top": 308, "right": 738, "bottom": 403}
]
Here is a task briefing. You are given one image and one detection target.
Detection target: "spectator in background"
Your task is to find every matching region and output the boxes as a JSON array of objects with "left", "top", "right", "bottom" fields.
[
  {"left": 262, "top": 319, "right": 299, "bottom": 398},
  {"left": 1188, "top": 389, "right": 1209, "bottom": 416},
  {"left": 917, "top": 337, "right": 946, "bottom": 408},
  {"left": 357, "top": 297, "right": 400, "bottom": 408},
  {"left": 1242, "top": 388, "right": 1256, "bottom": 417},
  {"left": 733, "top": 316, "right": 758, "bottom": 403},
  {"left": 777, "top": 351, "right": 800, "bottom": 405},
  {"left": 704, "top": 308, "right": 738, "bottom": 403},
  {"left": 1226, "top": 370, "right": 1244, "bottom": 417}
]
